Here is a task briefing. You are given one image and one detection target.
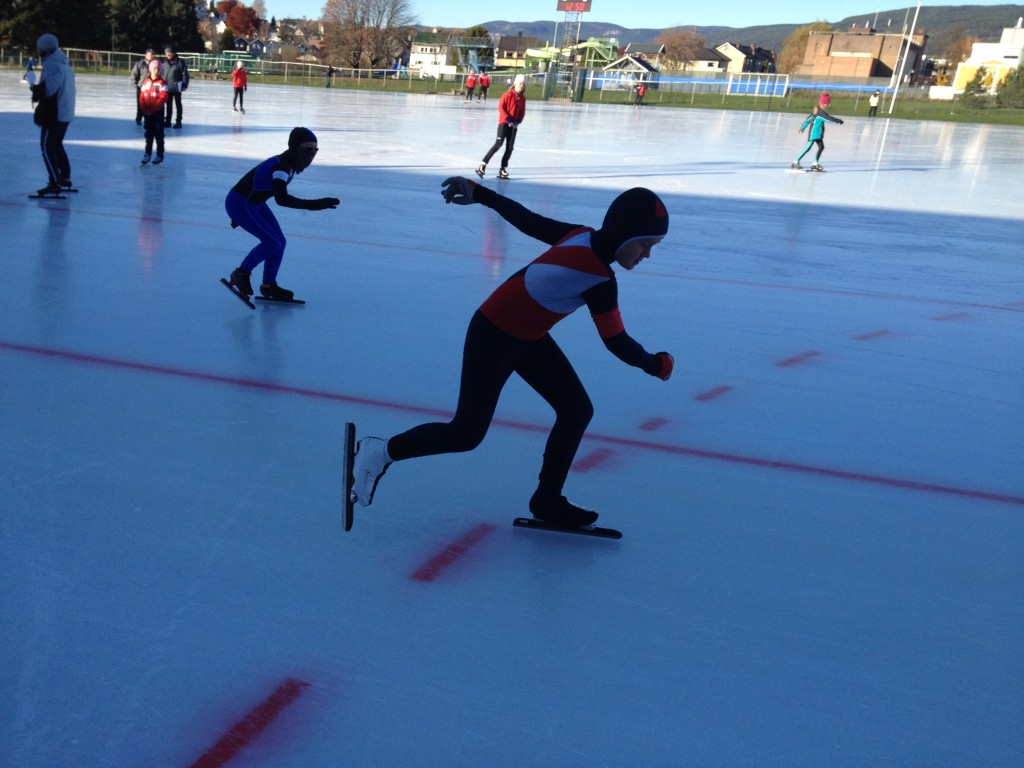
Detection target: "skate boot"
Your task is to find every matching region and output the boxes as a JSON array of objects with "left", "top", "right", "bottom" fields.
[
  {"left": 141, "top": 153, "right": 151, "bottom": 165},
  {"left": 229, "top": 268, "right": 253, "bottom": 296},
  {"left": 58, "top": 177, "right": 74, "bottom": 189},
  {"left": 529, "top": 492, "right": 598, "bottom": 528},
  {"left": 790, "top": 162, "right": 802, "bottom": 170},
  {"left": 497, "top": 167, "right": 510, "bottom": 180},
  {"left": 152, "top": 155, "right": 164, "bottom": 165},
  {"left": 810, "top": 163, "right": 824, "bottom": 172},
  {"left": 259, "top": 283, "right": 294, "bottom": 301},
  {"left": 352, "top": 436, "right": 392, "bottom": 507},
  {"left": 475, "top": 163, "right": 486, "bottom": 179},
  {"left": 36, "top": 181, "right": 62, "bottom": 196}
]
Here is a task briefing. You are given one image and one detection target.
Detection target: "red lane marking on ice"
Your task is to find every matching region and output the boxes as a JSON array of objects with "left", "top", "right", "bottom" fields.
[
  {"left": 933, "top": 312, "right": 972, "bottom": 321},
  {"left": 639, "top": 417, "right": 669, "bottom": 431},
  {"left": 572, "top": 447, "right": 615, "bottom": 473},
  {"left": 854, "top": 329, "right": 892, "bottom": 341},
  {"left": 6, "top": 340, "right": 1023, "bottom": 508},
  {"left": 775, "top": 351, "right": 821, "bottom": 368},
  {"left": 187, "top": 678, "right": 310, "bottom": 768},
  {"left": 695, "top": 385, "right": 733, "bottom": 401},
  {"left": 411, "top": 523, "right": 496, "bottom": 582}
]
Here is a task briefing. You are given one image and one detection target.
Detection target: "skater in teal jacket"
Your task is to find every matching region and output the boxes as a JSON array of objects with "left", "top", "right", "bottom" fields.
[{"left": 792, "top": 93, "right": 844, "bottom": 172}]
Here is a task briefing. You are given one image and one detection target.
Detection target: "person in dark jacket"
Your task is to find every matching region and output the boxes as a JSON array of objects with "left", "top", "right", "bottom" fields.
[
  {"left": 351, "top": 178, "right": 673, "bottom": 529},
  {"left": 162, "top": 45, "right": 189, "bottom": 128}
]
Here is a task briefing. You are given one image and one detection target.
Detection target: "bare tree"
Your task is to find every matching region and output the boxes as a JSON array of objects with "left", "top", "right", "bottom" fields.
[
  {"left": 322, "top": 0, "right": 417, "bottom": 68},
  {"left": 656, "top": 27, "right": 705, "bottom": 69}
]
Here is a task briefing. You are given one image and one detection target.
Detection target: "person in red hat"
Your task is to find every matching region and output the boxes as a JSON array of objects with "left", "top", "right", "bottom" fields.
[
  {"left": 350, "top": 178, "right": 673, "bottom": 530},
  {"left": 792, "top": 92, "right": 844, "bottom": 171}
]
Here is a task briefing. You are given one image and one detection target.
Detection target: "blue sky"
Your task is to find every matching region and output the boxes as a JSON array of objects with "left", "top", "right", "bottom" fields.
[{"left": 265, "top": 1, "right": 1016, "bottom": 29}]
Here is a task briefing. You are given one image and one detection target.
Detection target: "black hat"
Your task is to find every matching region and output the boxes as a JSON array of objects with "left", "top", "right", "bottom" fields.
[
  {"left": 598, "top": 188, "right": 669, "bottom": 255},
  {"left": 288, "top": 127, "right": 317, "bottom": 149}
]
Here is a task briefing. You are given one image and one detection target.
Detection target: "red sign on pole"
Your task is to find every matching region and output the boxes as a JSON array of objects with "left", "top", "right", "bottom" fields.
[{"left": 556, "top": 0, "right": 592, "bottom": 11}]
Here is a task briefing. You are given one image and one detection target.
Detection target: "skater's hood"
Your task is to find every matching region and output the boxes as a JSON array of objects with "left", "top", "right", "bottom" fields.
[
  {"left": 594, "top": 188, "right": 669, "bottom": 260},
  {"left": 37, "top": 33, "right": 59, "bottom": 55}
]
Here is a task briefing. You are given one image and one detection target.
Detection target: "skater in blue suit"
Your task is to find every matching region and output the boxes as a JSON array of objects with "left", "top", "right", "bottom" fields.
[
  {"left": 223, "top": 127, "right": 339, "bottom": 301},
  {"left": 791, "top": 93, "right": 844, "bottom": 172}
]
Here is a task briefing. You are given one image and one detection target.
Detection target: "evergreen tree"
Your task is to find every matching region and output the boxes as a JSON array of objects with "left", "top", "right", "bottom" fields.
[{"left": 996, "top": 65, "right": 1024, "bottom": 109}]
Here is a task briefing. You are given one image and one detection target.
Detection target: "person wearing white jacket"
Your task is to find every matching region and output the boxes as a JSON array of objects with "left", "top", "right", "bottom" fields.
[{"left": 32, "top": 33, "right": 76, "bottom": 194}]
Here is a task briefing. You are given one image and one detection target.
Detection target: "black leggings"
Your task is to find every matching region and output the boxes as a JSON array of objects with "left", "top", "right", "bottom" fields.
[
  {"left": 233, "top": 87, "right": 244, "bottom": 109},
  {"left": 387, "top": 311, "right": 593, "bottom": 496},
  {"left": 482, "top": 123, "right": 518, "bottom": 168},
  {"left": 40, "top": 121, "right": 70, "bottom": 183}
]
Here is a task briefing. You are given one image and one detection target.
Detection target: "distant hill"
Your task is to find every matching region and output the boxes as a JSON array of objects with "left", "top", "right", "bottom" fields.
[{"left": 476, "top": 5, "right": 1023, "bottom": 55}]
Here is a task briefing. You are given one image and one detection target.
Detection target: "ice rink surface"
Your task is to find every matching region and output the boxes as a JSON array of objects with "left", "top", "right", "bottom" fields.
[{"left": 2, "top": 71, "right": 1023, "bottom": 766}]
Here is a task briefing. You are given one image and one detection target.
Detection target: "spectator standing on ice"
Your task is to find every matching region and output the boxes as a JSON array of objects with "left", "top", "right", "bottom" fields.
[
  {"left": 476, "top": 73, "right": 526, "bottom": 180},
  {"left": 868, "top": 90, "right": 881, "bottom": 117},
  {"left": 31, "top": 33, "right": 76, "bottom": 195},
  {"left": 478, "top": 71, "right": 491, "bottom": 101},
  {"left": 791, "top": 93, "right": 844, "bottom": 172},
  {"left": 162, "top": 45, "right": 189, "bottom": 128},
  {"left": 464, "top": 70, "right": 477, "bottom": 101},
  {"left": 350, "top": 178, "right": 673, "bottom": 529},
  {"left": 232, "top": 60, "right": 248, "bottom": 113}
]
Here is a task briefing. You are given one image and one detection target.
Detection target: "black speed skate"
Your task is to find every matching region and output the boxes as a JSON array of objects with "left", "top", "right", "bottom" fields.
[
  {"left": 514, "top": 494, "right": 620, "bottom": 539},
  {"left": 30, "top": 182, "right": 65, "bottom": 199},
  {"left": 528, "top": 493, "right": 598, "bottom": 528},
  {"left": 256, "top": 282, "right": 305, "bottom": 305},
  {"left": 220, "top": 268, "right": 255, "bottom": 309}
]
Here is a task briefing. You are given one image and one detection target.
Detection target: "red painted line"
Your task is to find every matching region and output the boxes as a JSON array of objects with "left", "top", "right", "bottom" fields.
[
  {"left": 775, "top": 351, "right": 821, "bottom": 368},
  {"left": 411, "top": 523, "right": 496, "bottom": 582},
  {"left": 933, "top": 312, "right": 972, "bottom": 321},
  {"left": 639, "top": 416, "right": 669, "bottom": 431},
  {"left": 854, "top": 329, "right": 892, "bottom": 341},
  {"left": 5, "top": 340, "right": 1023, "bottom": 508},
  {"left": 572, "top": 447, "right": 615, "bottom": 473},
  {"left": 695, "top": 385, "right": 733, "bottom": 401},
  {"left": 187, "top": 678, "right": 309, "bottom": 768}
]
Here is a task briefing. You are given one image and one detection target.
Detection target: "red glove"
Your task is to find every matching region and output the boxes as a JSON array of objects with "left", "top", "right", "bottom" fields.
[{"left": 653, "top": 352, "right": 674, "bottom": 381}]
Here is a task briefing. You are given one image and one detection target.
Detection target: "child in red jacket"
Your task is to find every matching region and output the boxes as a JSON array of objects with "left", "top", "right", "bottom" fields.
[{"left": 138, "top": 60, "right": 168, "bottom": 164}]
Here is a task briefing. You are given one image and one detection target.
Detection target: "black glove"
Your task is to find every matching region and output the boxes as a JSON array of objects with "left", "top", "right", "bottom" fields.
[
  {"left": 309, "top": 197, "right": 340, "bottom": 210},
  {"left": 838, "top": 119, "right": 845, "bottom": 125},
  {"left": 441, "top": 176, "right": 481, "bottom": 205}
]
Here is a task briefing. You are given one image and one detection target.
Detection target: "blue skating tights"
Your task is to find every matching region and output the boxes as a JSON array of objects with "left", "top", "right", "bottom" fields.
[{"left": 225, "top": 190, "right": 286, "bottom": 284}]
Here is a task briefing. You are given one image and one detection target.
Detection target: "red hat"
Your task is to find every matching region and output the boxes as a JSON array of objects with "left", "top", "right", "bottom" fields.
[{"left": 819, "top": 93, "right": 831, "bottom": 106}]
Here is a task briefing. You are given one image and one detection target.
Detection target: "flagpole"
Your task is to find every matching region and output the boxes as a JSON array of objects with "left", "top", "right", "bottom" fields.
[{"left": 889, "top": 0, "right": 922, "bottom": 115}]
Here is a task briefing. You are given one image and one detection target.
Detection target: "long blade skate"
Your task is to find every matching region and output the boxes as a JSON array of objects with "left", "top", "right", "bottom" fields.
[
  {"left": 220, "top": 277, "right": 255, "bottom": 309},
  {"left": 342, "top": 422, "right": 356, "bottom": 531},
  {"left": 512, "top": 517, "right": 622, "bottom": 539}
]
